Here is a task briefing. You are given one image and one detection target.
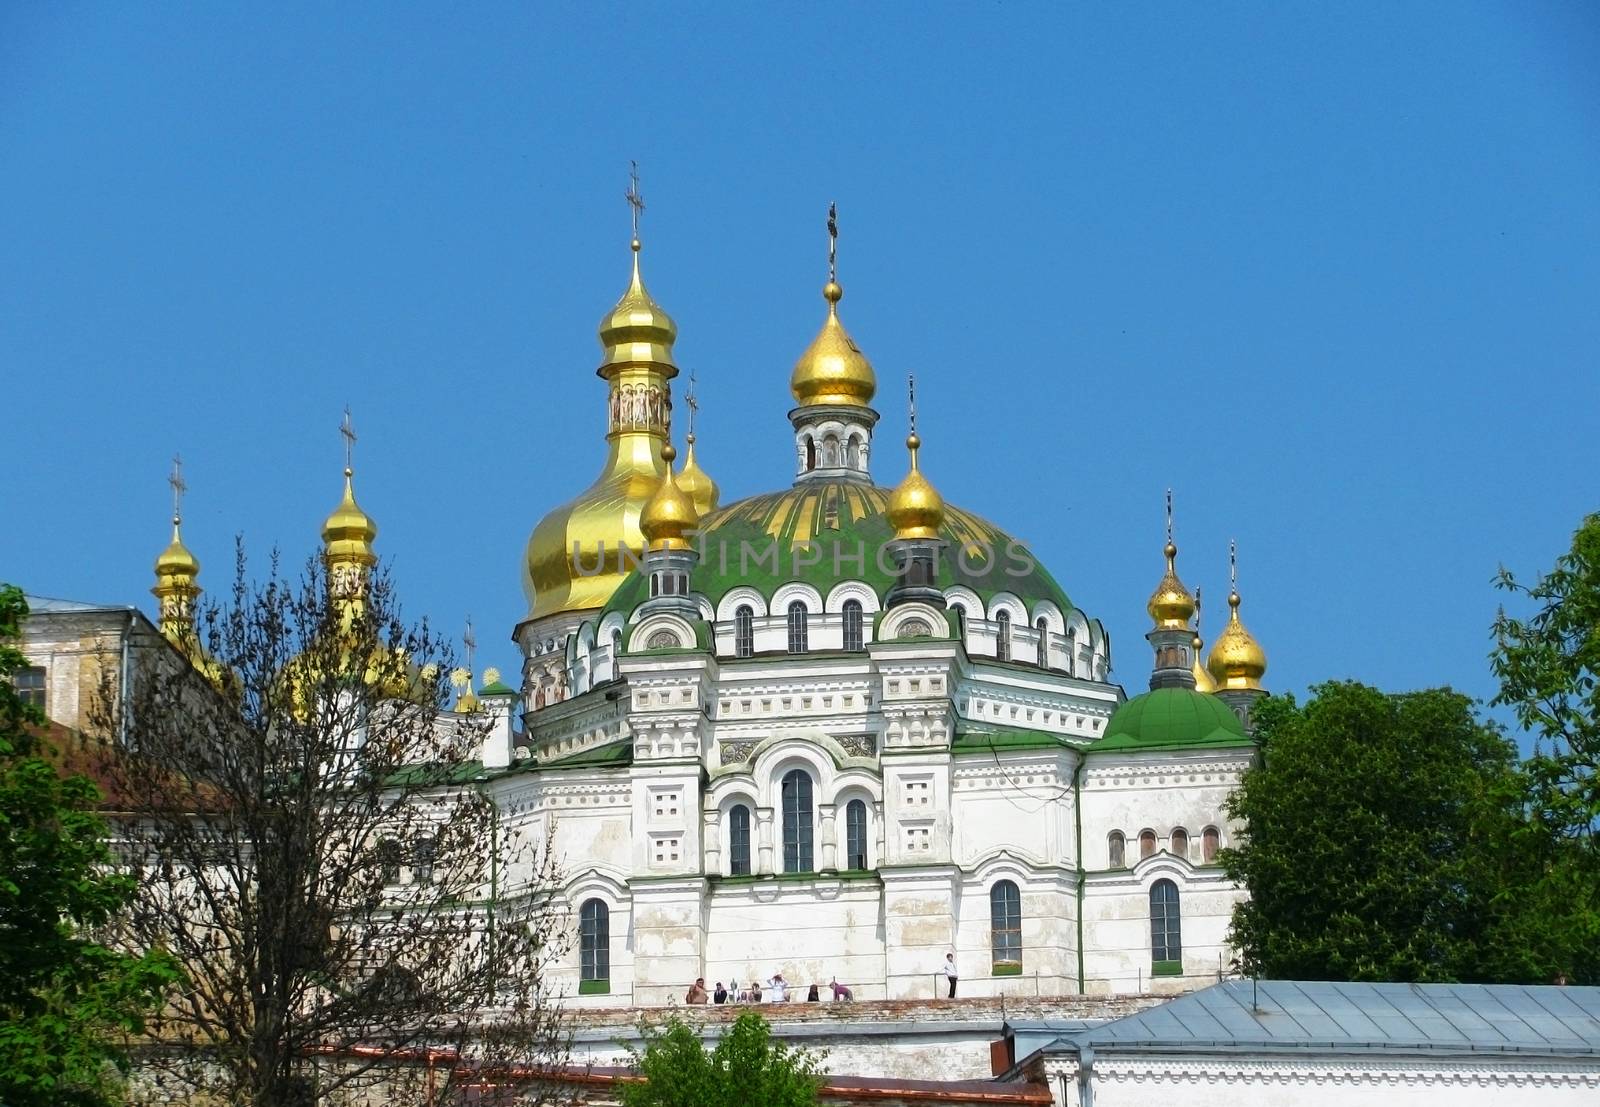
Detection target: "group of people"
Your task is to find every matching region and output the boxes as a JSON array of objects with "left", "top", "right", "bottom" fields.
[{"left": 684, "top": 972, "right": 854, "bottom": 1005}]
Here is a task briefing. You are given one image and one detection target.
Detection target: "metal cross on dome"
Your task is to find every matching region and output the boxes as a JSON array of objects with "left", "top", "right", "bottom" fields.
[
  {"left": 340, "top": 406, "right": 357, "bottom": 473},
  {"left": 685, "top": 368, "right": 699, "bottom": 437},
  {"left": 907, "top": 372, "right": 917, "bottom": 435},
  {"left": 463, "top": 616, "right": 476, "bottom": 675},
  {"left": 626, "top": 161, "right": 645, "bottom": 242},
  {"left": 169, "top": 454, "right": 187, "bottom": 524},
  {"left": 1166, "top": 488, "right": 1174, "bottom": 545},
  {"left": 827, "top": 201, "right": 838, "bottom": 283}
]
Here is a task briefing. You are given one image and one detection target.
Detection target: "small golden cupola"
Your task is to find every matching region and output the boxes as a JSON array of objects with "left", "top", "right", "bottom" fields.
[
  {"left": 640, "top": 443, "right": 699, "bottom": 551},
  {"left": 675, "top": 372, "right": 720, "bottom": 517},
  {"left": 321, "top": 409, "right": 380, "bottom": 634},
  {"left": 1146, "top": 492, "right": 1197, "bottom": 630},
  {"left": 1191, "top": 586, "right": 1218, "bottom": 694},
  {"left": 521, "top": 167, "right": 680, "bottom": 629},
  {"left": 884, "top": 377, "right": 949, "bottom": 611},
  {"left": 789, "top": 204, "right": 880, "bottom": 484},
  {"left": 1141, "top": 491, "right": 1202, "bottom": 691},
  {"left": 152, "top": 456, "right": 201, "bottom": 642},
  {"left": 887, "top": 434, "right": 945, "bottom": 541},
  {"left": 1207, "top": 541, "right": 1267, "bottom": 692}
]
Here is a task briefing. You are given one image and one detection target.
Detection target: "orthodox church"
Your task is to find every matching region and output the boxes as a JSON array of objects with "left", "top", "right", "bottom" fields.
[{"left": 140, "top": 213, "right": 1272, "bottom": 1007}]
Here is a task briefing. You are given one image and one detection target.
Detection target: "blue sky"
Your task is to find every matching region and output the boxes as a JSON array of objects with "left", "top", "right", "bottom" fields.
[{"left": 3, "top": 3, "right": 1596, "bottom": 730}]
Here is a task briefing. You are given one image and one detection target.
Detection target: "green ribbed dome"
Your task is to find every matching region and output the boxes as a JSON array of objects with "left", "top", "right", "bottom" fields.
[{"left": 1095, "top": 687, "right": 1252, "bottom": 752}]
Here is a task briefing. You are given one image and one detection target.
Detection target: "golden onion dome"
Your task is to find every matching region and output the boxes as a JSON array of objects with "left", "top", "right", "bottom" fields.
[
  {"left": 153, "top": 517, "right": 200, "bottom": 591},
  {"left": 597, "top": 240, "right": 679, "bottom": 377},
  {"left": 1146, "top": 542, "right": 1197, "bottom": 629},
  {"left": 886, "top": 433, "right": 945, "bottom": 541},
  {"left": 790, "top": 281, "right": 876, "bottom": 408},
  {"left": 322, "top": 468, "right": 378, "bottom": 568},
  {"left": 640, "top": 444, "right": 699, "bottom": 551},
  {"left": 1191, "top": 629, "right": 1218, "bottom": 693},
  {"left": 1207, "top": 590, "right": 1267, "bottom": 690},
  {"left": 675, "top": 432, "right": 720, "bottom": 518}
]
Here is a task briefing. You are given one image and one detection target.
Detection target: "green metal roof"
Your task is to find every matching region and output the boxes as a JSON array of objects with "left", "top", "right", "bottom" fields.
[
  {"left": 1093, "top": 687, "right": 1253, "bottom": 753},
  {"left": 539, "top": 740, "right": 634, "bottom": 770},
  {"left": 952, "top": 721, "right": 1087, "bottom": 755}
]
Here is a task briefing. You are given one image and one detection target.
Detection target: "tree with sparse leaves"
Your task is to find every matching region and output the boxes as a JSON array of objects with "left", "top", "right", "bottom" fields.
[
  {"left": 1492, "top": 510, "right": 1600, "bottom": 983},
  {"left": 619, "top": 1011, "right": 826, "bottom": 1107},
  {"left": 1222, "top": 681, "right": 1543, "bottom": 983},
  {"left": 92, "top": 551, "right": 569, "bottom": 1106},
  {"left": 0, "top": 585, "right": 179, "bottom": 1107}
]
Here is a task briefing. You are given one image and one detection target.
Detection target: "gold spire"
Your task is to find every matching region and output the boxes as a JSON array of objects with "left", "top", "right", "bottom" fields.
[
  {"left": 886, "top": 376, "right": 945, "bottom": 540},
  {"left": 676, "top": 369, "right": 720, "bottom": 516},
  {"left": 640, "top": 443, "right": 699, "bottom": 551},
  {"left": 152, "top": 454, "right": 201, "bottom": 641},
  {"left": 322, "top": 409, "right": 378, "bottom": 573},
  {"left": 1191, "top": 586, "right": 1218, "bottom": 693},
  {"left": 790, "top": 203, "right": 876, "bottom": 408},
  {"left": 453, "top": 618, "right": 480, "bottom": 714},
  {"left": 523, "top": 165, "right": 679, "bottom": 623},
  {"left": 1145, "top": 490, "right": 1197, "bottom": 629},
  {"left": 1207, "top": 541, "right": 1267, "bottom": 690}
]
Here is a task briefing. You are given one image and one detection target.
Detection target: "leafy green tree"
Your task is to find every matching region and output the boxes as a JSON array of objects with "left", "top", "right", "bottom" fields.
[
  {"left": 0, "top": 585, "right": 179, "bottom": 1107},
  {"left": 619, "top": 1011, "right": 825, "bottom": 1107},
  {"left": 1492, "top": 510, "right": 1600, "bottom": 982},
  {"left": 1222, "top": 681, "right": 1537, "bottom": 982}
]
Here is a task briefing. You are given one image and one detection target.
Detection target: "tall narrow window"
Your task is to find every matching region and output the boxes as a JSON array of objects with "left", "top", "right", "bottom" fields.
[
  {"left": 1139, "top": 829, "right": 1157, "bottom": 860},
  {"left": 787, "top": 602, "right": 809, "bottom": 654},
  {"left": 734, "top": 605, "right": 754, "bottom": 658},
  {"left": 1035, "top": 617, "right": 1050, "bottom": 668},
  {"left": 781, "top": 769, "right": 814, "bottom": 873},
  {"left": 990, "top": 880, "right": 1022, "bottom": 969},
  {"left": 412, "top": 836, "right": 436, "bottom": 885},
  {"left": 805, "top": 437, "right": 817, "bottom": 471},
  {"left": 845, "top": 799, "right": 868, "bottom": 870},
  {"left": 729, "top": 804, "right": 752, "bottom": 876},
  {"left": 1202, "top": 826, "right": 1221, "bottom": 863},
  {"left": 14, "top": 665, "right": 46, "bottom": 711},
  {"left": 1065, "top": 627, "right": 1078, "bottom": 677},
  {"left": 580, "top": 899, "right": 610, "bottom": 990},
  {"left": 995, "top": 611, "right": 1011, "bottom": 662},
  {"left": 1107, "top": 831, "right": 1126, "bottom": 869},
  {"left": 1150, "top": 880, "right": 1182, "bottom": 971},
  {"left": 842, "top": 600, "right": 864, "bottom": 651},
  {"left": 611, "top": 629, "right": 622, "bottom": 673},
  {"left": 378, "top": 837, "right": 402, "bottom": 884},
  {"left": 1170, "top": 827, "right": 1189, "bottom": 859}
]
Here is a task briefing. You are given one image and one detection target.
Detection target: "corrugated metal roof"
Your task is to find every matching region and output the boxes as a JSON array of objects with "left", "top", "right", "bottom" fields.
[
  {"left": 1057, "top": 980, "right": 1600, "bottom": 1058},
  {"left": 23, "top": 593, "right": 132, "bottom": 614}
]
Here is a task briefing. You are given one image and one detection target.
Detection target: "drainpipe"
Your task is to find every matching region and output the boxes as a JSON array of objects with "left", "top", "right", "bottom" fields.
[
  {"left": 486, "top": 780, "right": 499, "bottom": 993},
  {"left": 1073, "top": 757, "right": 1085, "bottom": 995},
  {"left": 120, "top": 609, "right": 134, "bottom": 747}
]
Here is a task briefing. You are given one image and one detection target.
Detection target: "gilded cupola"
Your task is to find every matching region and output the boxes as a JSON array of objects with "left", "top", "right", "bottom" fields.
[
  {"left": 887, "top": 433, "right": 945, "bottom": 541},
  {"left": 790, "top": 279, "right": 877, "bottom": 409},
  {"left": 322, "top": 468, "right": 378, "bottom": 572},
  {"left": 1207, "top": 543, "right": 1267, "bottom": 692},
  {"left": 1191, "top": 587, "right": 1218, "bottom": 694},
  {"left": 522, "top": 185, "right": 681, "bottom": 627},
  {"left": 675, "top": 373, "right": 719, "bottom": 517},
  {"left": 1146, "top": 493, "right": 1197, "bottom": 629},
  {"left": 152, "top": 457, "right": 201, "bottom": 642},
  {"left": 640, "top": 443, "right": 699, "bottom": 551}
]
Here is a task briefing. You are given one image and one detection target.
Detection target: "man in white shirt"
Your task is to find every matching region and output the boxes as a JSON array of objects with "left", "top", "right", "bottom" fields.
[
  {"left": 766, "top": 972, "right": 789, "bottom": 1003},
  {"left": 942, "top": 952, "right": 958, "bottom": 998}
]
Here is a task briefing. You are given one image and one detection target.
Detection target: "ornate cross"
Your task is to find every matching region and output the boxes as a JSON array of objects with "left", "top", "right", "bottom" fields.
[
  {"left": 685, "top": 368, "right": 699, "bottom": 438},
  {"left": 169, "top": 454, "right": 187, "bottom": 524},
  {"left": 340, "top": 407, "right": 357, "bottom": 473},
  {"left": 1229, "top": 539, "right": 1238, "bottom": 589},
  {"left": 907, "top": 372, "right": 917, "bottom": 435},
  {"left": 626, "top": 161, "right": 645, "bottom": 242},
  {"left": 464, "top": 616, "right": 477, "bottom": 675},
  {"left": 827, "top": 201, "right": 838, "bottom": 283},
  {"left": 1165, "top": 488, "right": 1174, "bottom": 545}
]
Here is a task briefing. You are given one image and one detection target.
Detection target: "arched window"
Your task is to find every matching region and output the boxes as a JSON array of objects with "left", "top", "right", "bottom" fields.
[
  {"left": 1035, "top": 617, "right": 1050, "bottom": 668},
  {"left": 1170, "top": 827, "right": 1189, "bottom": 859},
  {"left": 990, "top": 880, "right": 1022, "bottom": 969},
  {"left": 842, "top": 600, "right": 864, "bottom": 652},
  {"left": 729, "top": 804, "right": 752, "bottom": 876},
  {"left": 845, "top": 799, "right": 868, "bottom": 870},
  {"left": 611, "top": 629, "right": 623, "bottom": 673},
  {"left": 995, "top": 611, "right": 1011, "bottom": 661},
  {"left": 1202, "top": 826, "right": 1221, "bottom": 863},
  {"left": 579, "top": 899, "right": 610, "bottom": 991},
  {"left": 781, "top": 769, "right": 814, "bottom": 873},
  {"left": 378, "top": 837, "right": 401, "bottom": 884},
  {"left": 1139, "top": 829, "right": 1157, "bottom": 860},
  {"left": 805, "top": 437, "right": 817, "bottom": 471},
  {"left": 1065, "top": 627, "right": 1078, "bottom": 677},
  {"left": 734, "top": 605, "right": 754, "bottom": 659},
  {"left": 787, "top": 601, "right": 809, "bottom": 654},
  {"left": 412, "top": 835, "right": 436, "bottom": 885},
  {"left": 845, "top": 436, "right": 860, "bottom": 470},
  {"left": 1150, "top": 880, "right": 1182, "bottom": 971},
  {"left": 1107, "top": 831, "right": 1126, "bottom": 869}
]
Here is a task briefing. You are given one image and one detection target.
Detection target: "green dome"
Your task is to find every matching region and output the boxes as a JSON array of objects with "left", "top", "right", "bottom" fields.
[
  {"left": 1095, "top": 687, "right": 1252, "bottom": 753},
  {"left": 599, "top": 478, "right": 1075, "bottom": 623}
]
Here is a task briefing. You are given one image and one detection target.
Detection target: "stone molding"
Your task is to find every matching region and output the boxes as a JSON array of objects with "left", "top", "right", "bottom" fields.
[{"left": 1090, "top": 1055, "right": 1600, "bottom": 1089}]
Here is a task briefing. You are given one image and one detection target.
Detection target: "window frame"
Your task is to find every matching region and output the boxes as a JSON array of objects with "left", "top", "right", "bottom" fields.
[
  {"left": 1150, "top": 879, "right": 1182, "bottom": 971},
  {"left": 412, "top": 835, "right": 436, "bottom": 885},
  {"left": 786, "top": 601, "right": 809, "bottom": 654},
  {"left": 1035, "top": 617, "right": 1050, "bottom": 668},
  {"left": 1201, "top": 826, "right": 1221, "bottom": 863},
  {"left": 995, "top": 610, "right": 1011, "bottom": 662},
  {"left": 780, "top": 769, "right": 814, "bottom": 873},
  {"left": 14, "top": 665, "right": 45, "bottom": 711},
  {"left": 728, "top": 803, "right": 752, "bottom": 876},
  {"left": 733, "top": 605, "right": 754, "bottom": 658},
  {"left": 990, "top": 879, "right": 1022, "bottom": 971},
  {"left": 579, "top": 898, "right": 611, "bottom": 991},
  {"left": 842, "top": 599, "right": 864, "bottom": 652},
  {"left": 844, "top": 799, "right": 868, "bottom": 870},
  {"left": 1107, "top": 830, "right": 1126, "bottom": 869}
]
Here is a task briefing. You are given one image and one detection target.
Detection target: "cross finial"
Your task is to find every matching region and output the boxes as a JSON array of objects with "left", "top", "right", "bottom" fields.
[
  {"left": 1195, "top": 585, "right": 1204, "bottom": 625},
  {"left": 907, "top": 373, "right": 917, "bottom": 435},
  {"left": 685, "top": 368, "right": 699, "bottom": 440},
  {"left": 827, "top": 202, "right": 838, "bottom": 283},
  {"left": 340, "top": 406, "right": 357, "bottom": 476},
  {"left": 168, "top": 454, "right": 187, "bottom": 525},
  {"left": 1229, "top": 539, "right": 1238, "bottom": 590},
  {"left": 626, "top": 161, "right": 645, "bottom": 245},
  {"left": 463, "top": 615, "right": 477, "bottom": 674},
  {"left": 1165, "top": 488, "right": 1174, "bottom": 545}
]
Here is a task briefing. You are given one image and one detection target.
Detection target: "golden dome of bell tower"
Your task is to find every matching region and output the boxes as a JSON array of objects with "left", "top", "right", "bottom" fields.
[
  {"left": 521, "top": 166, "right": 680, "bottom": 634},
  {"left": 152, "top": 455, "right": 201, "bottom": 643}
]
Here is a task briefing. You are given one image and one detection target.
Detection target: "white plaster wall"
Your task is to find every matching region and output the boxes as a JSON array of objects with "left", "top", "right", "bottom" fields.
[
  {"left": 701, "top": 881, "right": 885, "bottom": 999},
  {"left": 1080, "top": 861, "right": 1241, "bottom": 995}
]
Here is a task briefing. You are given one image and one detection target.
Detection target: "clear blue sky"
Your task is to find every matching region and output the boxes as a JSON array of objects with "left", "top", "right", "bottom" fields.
[{"left": 3, "top": 3, "right": 1596, "bottom": 730}]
